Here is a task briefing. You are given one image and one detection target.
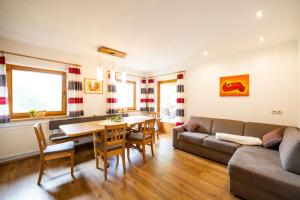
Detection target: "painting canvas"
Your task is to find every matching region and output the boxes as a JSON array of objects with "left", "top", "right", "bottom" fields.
[
  {"left": 84, "top": 78, "right": 103, "bottom": 94},
  {"left": 220, "top": 74, "right": 249, "bottom": 96}
]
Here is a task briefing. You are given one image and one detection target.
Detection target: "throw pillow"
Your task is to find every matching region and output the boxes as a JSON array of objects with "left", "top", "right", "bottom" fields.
[
  {"left": 182, "top": 120, "right": 199, "bottom": 132},
  {"left": 262, "top": 128, "right": 283, "bottom": 149}
]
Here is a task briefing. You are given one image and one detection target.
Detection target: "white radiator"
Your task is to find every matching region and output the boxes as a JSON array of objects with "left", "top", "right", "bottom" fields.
[{"left": 0, "top": 120, "right": 51, "bottom": 164}]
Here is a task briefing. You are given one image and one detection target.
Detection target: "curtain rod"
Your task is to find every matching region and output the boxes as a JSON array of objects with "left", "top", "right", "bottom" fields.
[
  {"left": 1, "top": 50, "right": 81, "bottom": 67},
  {"left": 148, "top": 70, "right": 185, "bottom": 78}
]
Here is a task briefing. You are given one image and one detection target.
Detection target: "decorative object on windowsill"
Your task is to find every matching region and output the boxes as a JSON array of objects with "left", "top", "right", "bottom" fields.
[
  {"left": 119, "top": 107, "right": 128, "bottom": 113},
  {"left": 106, "top": 115, "right": 123, "bottom": 122},
  {"left": 28, "top": 109, "right": 37, "bottom": 118},
  {"left": 219, "top": 74, "right": 249, "bottom": 96},
  {"left": 84, "top": 78, "right": 103, "bottom": 94},
  {"left": 37, "top": 110, "right": 47, "bottom": 118}
]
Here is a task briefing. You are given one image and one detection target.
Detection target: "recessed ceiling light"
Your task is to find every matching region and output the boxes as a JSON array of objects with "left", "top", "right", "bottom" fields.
[
  {"left": 203, "top": 51, "right": 208, "bottom": 56},
  {"left": 255, "top": 11, "right": 264, "bottom": 18},
  {"left": 259, "top": 36, "right": 264, "bottom": 42}
]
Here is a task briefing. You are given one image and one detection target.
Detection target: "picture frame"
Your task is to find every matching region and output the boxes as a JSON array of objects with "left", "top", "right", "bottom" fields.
[
  {"left": 219, "top": 74, "right": 249, "bottom": 96},
  {"left": 84, "top": 78, "right": 103, "bottom": 94}
]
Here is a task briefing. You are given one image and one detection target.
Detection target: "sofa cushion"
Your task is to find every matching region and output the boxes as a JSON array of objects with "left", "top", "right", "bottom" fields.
[
  {"left": 182, "top": 119, "right": 199, "bottom": 132},
  {"left": 244, "top": 122, "right": 285, "bottom": 139},
  {"left": 279, "top": 127, "right": 300, "bottom": 175},
  {"left": 262, "top": 128, "right": 283, "bottom": 149},
  {"left": 190, "top": 116, "right": 213, "bottom": 134},
  {"left": 229, "top": 145, "right": 300, "bottom": 199},
  {"left": 178, "top": 132, "right": 209, "bottom": 146},
  {"left": 203, "top": 135, "right": 240, "bottom": 154},
  {"left": 211, "top": 118, "right": 244, "bottom": 135}
]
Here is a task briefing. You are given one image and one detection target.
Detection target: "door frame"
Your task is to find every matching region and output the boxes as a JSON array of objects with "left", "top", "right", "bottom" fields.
[{"left": 157, "top": 79, "right": 177, "bottom": 113}]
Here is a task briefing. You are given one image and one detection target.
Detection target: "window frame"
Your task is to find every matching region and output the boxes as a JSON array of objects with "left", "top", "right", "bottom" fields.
[
  {"left": 115, "top": 79, "right": 136, "bottom": 111},
  {"left": 157, "top": 79, "right": 177, "bottom": 113},
  {"left": 6, "top": 64, "right": 67, "bottom": 119}
]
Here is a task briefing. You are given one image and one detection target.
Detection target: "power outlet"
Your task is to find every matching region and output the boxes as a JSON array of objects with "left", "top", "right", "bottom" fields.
[{"left": 272, "top": 110, "right": 282, "bottom": 115}]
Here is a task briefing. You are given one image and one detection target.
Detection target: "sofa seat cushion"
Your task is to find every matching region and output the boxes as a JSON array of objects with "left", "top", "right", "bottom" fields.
[
  {"left": 203, "top": 135, "right": 240, "bottom": 154},
  {"left": 178, "top": 132, "right": 209, "bottom": 146},
  {"left": 44, "top": 141, "right": 75, "bottom": 155},
  {"left": 228, "top": 146, "right": 300, "bottom": 199}
]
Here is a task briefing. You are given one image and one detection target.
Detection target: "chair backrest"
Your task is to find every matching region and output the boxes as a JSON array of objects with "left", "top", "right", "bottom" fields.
[
  {"left": 103, "top": 123, "right": 127, "bottom": 147},
  {"left": 33, "top": 123, "right": 47, "bottom": 153},
  {"left": 149, "top": 112, "right": 159, "bottom": 119},
  {"left": 141, "top": 119, "right": 156, "bottom": 139}
]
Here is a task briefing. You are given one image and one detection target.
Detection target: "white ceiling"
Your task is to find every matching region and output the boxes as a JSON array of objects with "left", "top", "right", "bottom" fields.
[{"left": 0, "top": 0, "right": 300, "bottom": 72}]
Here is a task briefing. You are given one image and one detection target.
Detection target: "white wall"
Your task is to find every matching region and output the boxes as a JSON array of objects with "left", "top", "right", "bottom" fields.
[{"left": 184, "top": 41, "right": 298, "bottom": 126}]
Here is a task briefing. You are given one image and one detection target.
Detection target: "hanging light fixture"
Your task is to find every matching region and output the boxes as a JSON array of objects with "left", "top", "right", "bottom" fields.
[
  {"left": 110, "top": 54, "right": 116, "bottom": 82},
  {"left": 96, "top": 53, "right": 103, "bottom": 81},
  {"left": 122, "top": 58, "right": 127, "bottom": 84}
]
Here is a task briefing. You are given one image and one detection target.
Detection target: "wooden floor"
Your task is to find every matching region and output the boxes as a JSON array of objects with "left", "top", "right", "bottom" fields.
[{"left": 0, "top": 134, "right": 239, "bottom": 200}]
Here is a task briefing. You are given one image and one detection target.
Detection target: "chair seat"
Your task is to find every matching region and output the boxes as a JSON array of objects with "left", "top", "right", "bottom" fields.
[
  {"left": 96, "top": 143, "right": 123, "bottom": 152},
  {"left": 127, "top": 132, "right": 151, "bottom": 141},
  {"left": 178, "top": 132, "right": 209, "bottom": 146},
  {"left": 49, "top": 133, "right": 71, "bottom": 142},
  {"left": 44, "top": 141, "right": 75, "bottom": 155}
]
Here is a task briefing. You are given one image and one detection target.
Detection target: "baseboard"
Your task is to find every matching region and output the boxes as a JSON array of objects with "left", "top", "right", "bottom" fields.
[{"left": 0, "top": 151, "right": 40, "bottom": 165}]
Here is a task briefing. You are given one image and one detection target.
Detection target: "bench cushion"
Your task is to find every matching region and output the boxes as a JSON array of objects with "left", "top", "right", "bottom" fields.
[
  {"left": 178, "top": 132, "right": 209, "bottom": 146},
  {"left": 44, "top": 141, "right": 75, "bottom": 155},
  {"left": 229, "top": 146, "right": 300, "bottom": 199},
  {"left": 203, "top": 135, "right": 240, "bottom": 154}
]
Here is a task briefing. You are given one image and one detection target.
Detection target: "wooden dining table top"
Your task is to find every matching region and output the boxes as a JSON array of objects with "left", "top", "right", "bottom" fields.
[{"left": 59, "top": 116, "right": 153, "bottom": 137}]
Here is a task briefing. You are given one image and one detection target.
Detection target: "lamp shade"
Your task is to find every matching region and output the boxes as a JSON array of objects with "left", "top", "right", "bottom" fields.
[{"left": 96, "top": 66, "right": 102, "bottom": 81}]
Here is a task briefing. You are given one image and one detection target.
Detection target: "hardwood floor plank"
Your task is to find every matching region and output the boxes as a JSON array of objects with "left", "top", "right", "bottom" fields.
[{"left": 0, "top": 134, "right": 239, "bottom": 200}]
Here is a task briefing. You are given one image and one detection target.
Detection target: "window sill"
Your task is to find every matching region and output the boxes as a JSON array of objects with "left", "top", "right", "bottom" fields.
[{"left": 10, "top": 115, "right": 68, "bottom": 122}]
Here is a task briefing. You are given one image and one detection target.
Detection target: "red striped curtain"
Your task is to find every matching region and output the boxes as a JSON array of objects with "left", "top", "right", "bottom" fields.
[
  {"left": 140, "top": 79, "right": 148, "bottom": 111},
  {"left": 147, "top": 78, "right": 155, "bottom": 112},
  {"left": 0, "top": 56, "right": 10, "bottom": 123},
  {"left": 176, "top": 73, "right": 185, "bottom": 126},
  {"left": 107, "top": 71, "right": 117, "bottom": 114},
  {"left": 67, "top": 65, "right": 84, "bottom": 117}
]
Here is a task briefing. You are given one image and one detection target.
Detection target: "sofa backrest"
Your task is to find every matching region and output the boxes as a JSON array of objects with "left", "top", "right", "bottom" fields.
[
  {"left": 279, "top": 127, "right": 300, "bottom": 175},
  {"left": 190, "top": 116, "right": 213, "bottom": 134},
  {"left": 244, "top": 122, "right": 285, "bottom": 139},
  {"left": 212, "top": 118, "right": 245, "bottom": 135}
]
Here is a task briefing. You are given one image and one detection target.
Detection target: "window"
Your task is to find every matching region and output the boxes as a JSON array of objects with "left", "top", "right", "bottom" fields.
[
  {"left": 6, "top": 64, "right": 66, "bottom": 119},
  {"left": 116, "top": 80, "right": 136, "bottom": 110},
  {"left": 158, "top": 79, "right": 177, "bottom": 123}
]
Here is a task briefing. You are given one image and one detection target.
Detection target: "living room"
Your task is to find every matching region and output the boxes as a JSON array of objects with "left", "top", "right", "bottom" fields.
[{"left": 0, "top": 1, "right": 300, "bottom": 200}]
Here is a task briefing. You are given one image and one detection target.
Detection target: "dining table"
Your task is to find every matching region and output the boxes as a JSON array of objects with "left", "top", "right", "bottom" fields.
[{"left": 59, "top": 115, "right": 153, "bottom": 138}]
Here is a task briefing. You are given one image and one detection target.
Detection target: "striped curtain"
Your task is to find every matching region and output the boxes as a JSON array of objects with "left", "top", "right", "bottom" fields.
[
  {"left": 107, "top": 71, "right": 117, "bottom": 114},
  {"left": 147, "top": 78, "right": 155, "bottom": 112},
  {"left": 67, "top": 65, "right": 84, "bottom": 117},
  {"left": 140, "top": 79, "right": 148, "bottom": 111},
  {"left": 176, "top": 73, "right": 185, "bottom": 126},
  {"left": 0, "top": 56, "right": 10, "bottom": 123}
]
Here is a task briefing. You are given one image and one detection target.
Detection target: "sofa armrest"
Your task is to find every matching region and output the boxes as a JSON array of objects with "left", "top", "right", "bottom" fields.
[{"left": 173, "top": 126, "right": 184, "bottom": 148}]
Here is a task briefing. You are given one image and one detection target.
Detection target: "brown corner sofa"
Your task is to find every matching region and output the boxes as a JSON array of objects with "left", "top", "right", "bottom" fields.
[{"left": 173, "top": 116, "right": 300, "bottom": 200}]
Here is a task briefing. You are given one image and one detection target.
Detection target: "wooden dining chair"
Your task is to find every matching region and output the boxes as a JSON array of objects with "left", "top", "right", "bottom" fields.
[
  {"left": 127, "top": 119, "right": 155, "bottom": 163},
  {"left": 149, "top": 112, "right": 160, "bottom": 142},
  {"left": 93, "top": 123, "right": 127, "bottom": 180},
  {"left": 33, "top": 123, "right": 75, "bottom": 185}
]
